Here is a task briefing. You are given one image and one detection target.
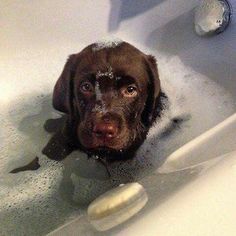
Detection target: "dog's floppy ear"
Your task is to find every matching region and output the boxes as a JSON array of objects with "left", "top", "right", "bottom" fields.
[
  {"left": 53, "top": 55, "right": 77, "bottom": 113},
  {"left": 142, "top": 55, "right": 161, "bottom": 126}
]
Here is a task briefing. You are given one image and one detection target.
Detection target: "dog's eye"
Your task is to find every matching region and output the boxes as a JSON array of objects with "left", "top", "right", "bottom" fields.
[
  {"left": 122, "top": 85, "right": 138, "bottom": 97},
  {"left": 80, "top": 82, "right": 94, "bottom": 93}
]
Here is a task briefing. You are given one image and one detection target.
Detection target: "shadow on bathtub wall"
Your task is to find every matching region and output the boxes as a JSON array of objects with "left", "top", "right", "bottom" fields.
[
  {"left": 108, "top": 0, "right": 165, "bottom": 31},
  {"left": 145, "top": 9, "right": 236, "bottom": 96}
]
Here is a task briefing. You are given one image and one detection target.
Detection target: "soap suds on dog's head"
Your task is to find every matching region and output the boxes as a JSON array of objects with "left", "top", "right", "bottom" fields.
[
  {"left": 96, "top": 66, "right": 114, "bottom": 80},
  {"left": 92, "top": 38, "right": 123, "bottom": 51}
]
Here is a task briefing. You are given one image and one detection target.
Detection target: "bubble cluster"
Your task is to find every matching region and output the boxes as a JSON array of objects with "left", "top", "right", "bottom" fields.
[{"left": 92, "top": 37, "right": 123, "bottom": 51}]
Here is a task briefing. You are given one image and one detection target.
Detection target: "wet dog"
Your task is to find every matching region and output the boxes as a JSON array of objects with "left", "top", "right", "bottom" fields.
[{"left": 52, "top": 41, "right": 165, "bottom": 161}]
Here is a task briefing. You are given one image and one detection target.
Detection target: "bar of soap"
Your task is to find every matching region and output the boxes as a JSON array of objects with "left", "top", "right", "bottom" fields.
[{"left": 87, "top": 182, "right": 148, "bottom": 231}]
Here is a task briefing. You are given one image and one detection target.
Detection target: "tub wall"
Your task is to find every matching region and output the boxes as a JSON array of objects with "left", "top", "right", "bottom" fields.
[{"left": 1, "top": 0, "right": 236, "bottom": 96}]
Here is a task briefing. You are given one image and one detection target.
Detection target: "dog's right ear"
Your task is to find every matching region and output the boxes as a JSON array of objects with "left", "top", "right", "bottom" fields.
[{"left": 53, "top": 55, "right": 77, "bottom": 113}]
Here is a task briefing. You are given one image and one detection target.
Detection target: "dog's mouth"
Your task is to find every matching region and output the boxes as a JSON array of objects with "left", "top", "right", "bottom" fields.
[
  {"left": 78, "top": 133, "right": 134, "bottom": 160},
  {"left": 85, "top": 146, "right": 130, "bottom": 161},
  {"left": 85, "top": 140, "right": 127, "bottom": 155},
  {"left": 91, "top": 146, "right": 124, "bottom": 155},
  {"left": 77, "top": 119, "right": 141, "bottom": 160},
  {"left": 79, "top": 132, "right": 144, "bottom": 161}
]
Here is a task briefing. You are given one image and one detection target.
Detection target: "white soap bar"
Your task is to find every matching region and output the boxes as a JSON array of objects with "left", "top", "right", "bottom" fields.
[{"left": 87, "top": 182, "right": 148, "bottom": 231}]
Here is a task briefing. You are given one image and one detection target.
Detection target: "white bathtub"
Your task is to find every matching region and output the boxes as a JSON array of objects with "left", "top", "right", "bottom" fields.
[{"left": 0, "top": 0, "right": 236, "bottom": 235}]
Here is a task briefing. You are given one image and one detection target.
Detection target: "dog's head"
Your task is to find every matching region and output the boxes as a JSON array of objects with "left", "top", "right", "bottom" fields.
[{"left": 53, "top": 41, "right": 161, "bottom": 160}]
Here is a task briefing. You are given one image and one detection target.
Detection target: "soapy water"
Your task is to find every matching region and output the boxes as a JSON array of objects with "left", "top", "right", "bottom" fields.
[
  {"left": 0, "top": 43, "right": 235, "bottom": 235},
  {"left": 92, "top": 38, "right": 123, "bottom": 51}
]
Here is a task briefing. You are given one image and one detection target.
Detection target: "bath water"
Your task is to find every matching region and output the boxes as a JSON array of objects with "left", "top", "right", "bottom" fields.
[{"left": 0, "top": 41, "right": 235, "bottom": 235}]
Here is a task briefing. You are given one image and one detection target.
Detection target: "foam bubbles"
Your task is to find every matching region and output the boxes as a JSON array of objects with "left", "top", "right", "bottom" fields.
[{"left": 92, "top": 37, "right": 123, "bottom": 51}]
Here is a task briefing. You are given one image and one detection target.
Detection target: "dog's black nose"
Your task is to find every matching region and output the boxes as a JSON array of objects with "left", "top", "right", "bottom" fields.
[{"left": 93, "top": 122, "right": 118, "bottom": 140}]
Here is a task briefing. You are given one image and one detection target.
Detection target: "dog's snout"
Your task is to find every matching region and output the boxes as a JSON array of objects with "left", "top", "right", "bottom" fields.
[
  {"left": 93, "top": 122, "right": 118, "bottom": 140},
  {"left": 92, "top": 113, "right": 120, "bottom": 141}
]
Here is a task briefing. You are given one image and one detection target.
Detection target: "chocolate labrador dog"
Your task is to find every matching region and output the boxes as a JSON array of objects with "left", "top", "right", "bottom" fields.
[{"left": 52, "top": 41, "right": 165, "bottom": 161}]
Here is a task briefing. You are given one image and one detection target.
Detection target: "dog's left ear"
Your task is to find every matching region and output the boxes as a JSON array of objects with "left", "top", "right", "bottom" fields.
[{"left": 142, "top": 55, "right": 161, "bottom": 126}]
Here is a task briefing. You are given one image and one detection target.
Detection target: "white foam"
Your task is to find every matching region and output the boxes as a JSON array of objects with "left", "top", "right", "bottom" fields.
[
  {"left": 92, "top": 37, "right": 123, "bottom": 51},
  {"left": 96, "top": 66, "right": 114, "bottom": 79}
]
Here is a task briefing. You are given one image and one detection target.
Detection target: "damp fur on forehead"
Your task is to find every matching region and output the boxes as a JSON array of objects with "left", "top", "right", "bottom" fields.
[
  {"left": 96, "top": 66, "right": 114, "bottom": 80},
  {"left": 95, "top": 81, "right": 102, "bottom": 101},
  {"left": 92, "top": 38, "right": 123, "bottom": 52}
]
